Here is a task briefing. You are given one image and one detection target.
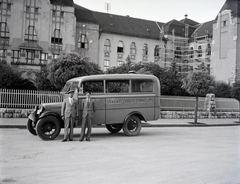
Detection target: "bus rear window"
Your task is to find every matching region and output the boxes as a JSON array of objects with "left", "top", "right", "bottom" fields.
[{"left": 132, "top": 79, "right": 153, "bottom": 92}]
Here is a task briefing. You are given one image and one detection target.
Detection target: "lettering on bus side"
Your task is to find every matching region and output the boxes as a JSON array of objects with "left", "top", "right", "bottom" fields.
[{"left": 106, "top": 98, "right": 154, "bottom": 104}]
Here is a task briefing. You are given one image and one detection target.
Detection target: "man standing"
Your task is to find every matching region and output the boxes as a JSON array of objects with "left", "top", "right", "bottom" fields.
[
  {"left": 61, "top": 90, "right": 78, "bottom": 142},
  {"left": 79, "top": 92, "right": 95, "bottom": 142}
]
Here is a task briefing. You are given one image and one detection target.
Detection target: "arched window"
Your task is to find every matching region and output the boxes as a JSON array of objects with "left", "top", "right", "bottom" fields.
[
  {"left": 130, "top": 42, "right": 136, "bottom": 55},
  {"left": 143, "top": 43, "right": 148, "bottom": 55},
  {"left": 25, "top": 25, "right": 37, "bottom": 41},
  {"left": 154, "top": 45, "right": 160, "bottom": 56},
  {"left": 104, "top": 39, "right": 111, "bottom": 52},
  {"left": 78, "top": 34, "right": 88, "bottom": 49},
  {"left": 0, "top": 22, "right": 10, "bottom": 38},
  {"left": 117, "top": 41, "right": 124, "bottom": 53},
  {"left": 198, "top": 46, "right": 202, "bottom": 57},
  {"left": 51, "top": 29, "right": 62, "bottom": 44}
]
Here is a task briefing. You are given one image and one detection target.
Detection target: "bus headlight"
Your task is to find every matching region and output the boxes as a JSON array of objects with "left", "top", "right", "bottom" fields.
[{"left": 36, "top": 105, "right": 45, "bottom": 115}]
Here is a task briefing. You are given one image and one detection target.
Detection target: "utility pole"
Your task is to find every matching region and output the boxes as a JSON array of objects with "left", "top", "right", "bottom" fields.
[{"left": 105, "top": 2, "right": 111, "bottom": 14}]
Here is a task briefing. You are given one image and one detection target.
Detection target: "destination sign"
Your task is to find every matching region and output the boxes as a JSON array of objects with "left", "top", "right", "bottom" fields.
[{"left": 106, "top": 98, "right": 154, "bottom": 104}]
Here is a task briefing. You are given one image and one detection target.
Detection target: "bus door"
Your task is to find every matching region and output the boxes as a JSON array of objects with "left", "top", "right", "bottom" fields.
[{"left": 81, "top": 80, "right": 106, "bottom": 126}]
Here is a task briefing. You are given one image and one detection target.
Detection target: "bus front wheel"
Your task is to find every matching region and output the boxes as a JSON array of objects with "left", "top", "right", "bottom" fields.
[
  {"left": 36, "top": 116, "right": 61, "bottom": 141},
  {"left": 123, "top": 115, "right": 141, "bottom": 136},
  {"left": 106, "top": 124, "right": 122, "bottom": 133}
]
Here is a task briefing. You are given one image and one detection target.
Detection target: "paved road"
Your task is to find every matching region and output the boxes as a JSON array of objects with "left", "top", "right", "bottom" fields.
[
  {"left": 1, "top": 126, "right": 240, "bottom": 184},
  {"left": 0, "top": 118, "right": 240, "bottom": 128}
]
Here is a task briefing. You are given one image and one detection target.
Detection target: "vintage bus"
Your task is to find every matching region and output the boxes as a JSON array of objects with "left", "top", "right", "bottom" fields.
[{"left": 27, "top": 73, "right": 161, "bottom": 140}]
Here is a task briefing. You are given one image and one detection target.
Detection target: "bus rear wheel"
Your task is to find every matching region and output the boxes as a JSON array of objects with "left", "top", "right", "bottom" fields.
[
  {"left": 106, "top": 124, "right": 122, "bottom": 133},
  {"left": 123, "top": 115, "right": 141, "bottom": 136}
]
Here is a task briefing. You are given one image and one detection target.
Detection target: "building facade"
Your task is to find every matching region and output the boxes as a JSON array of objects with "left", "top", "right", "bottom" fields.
[{"left": 0, "top": 0, "right": 239, "bottom": 84}]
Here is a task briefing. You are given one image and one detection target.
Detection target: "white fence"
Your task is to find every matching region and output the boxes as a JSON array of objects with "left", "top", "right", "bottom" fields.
[{"left": 0, "top": 89, "right": 63, "bottom": 109}]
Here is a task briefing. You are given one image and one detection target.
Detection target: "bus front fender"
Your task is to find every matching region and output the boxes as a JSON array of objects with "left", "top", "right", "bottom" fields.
[{"left": 39, "top": 111, "right": 64, "bottom": 128}]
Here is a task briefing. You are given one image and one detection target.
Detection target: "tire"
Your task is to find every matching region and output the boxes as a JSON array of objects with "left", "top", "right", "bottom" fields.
[
  {"left": 36, "top": 116, "right": 61, "bottom": 141},
  {"left": 106, "top": 124, "right": 122, "bottom": 133},
  {"left": 123, "top": 115, "right": 142, "bottom": 136},
  {"left": 26, "top": 119, "right": 37, "bottom": 135}
]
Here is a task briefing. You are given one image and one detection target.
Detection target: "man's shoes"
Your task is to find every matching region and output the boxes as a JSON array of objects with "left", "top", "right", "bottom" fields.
[
  {"left": 86, "top": 139, "right": 90, "bottom": 142},
  {"left": 62, "top": 139, "right": 67, "bottom": 142},
  {"left": 69, "top": 139, "right": 73, "bottom": 141},
  {"left": 79, "top": 139, "right": 83, "bottom": 142}
]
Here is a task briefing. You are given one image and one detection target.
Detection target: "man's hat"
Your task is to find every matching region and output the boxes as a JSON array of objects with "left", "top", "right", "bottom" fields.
[{"left": 66, "top": 90, "right": 74, "bottom": 94}]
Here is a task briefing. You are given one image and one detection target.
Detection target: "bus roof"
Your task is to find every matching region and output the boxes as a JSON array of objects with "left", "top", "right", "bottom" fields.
[{"left": 68, "top": 74, "right": 160, "bottom": 83}]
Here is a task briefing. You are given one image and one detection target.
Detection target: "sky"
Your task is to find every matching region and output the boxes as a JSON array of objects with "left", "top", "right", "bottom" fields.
[{"left": 74, "top": 0, "right": 226, "bottom": 23}]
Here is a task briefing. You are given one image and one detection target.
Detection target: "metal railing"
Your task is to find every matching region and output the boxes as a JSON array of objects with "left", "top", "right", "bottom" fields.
[{"left": 0, "top": 89, "right": 63, "bottom": 109}]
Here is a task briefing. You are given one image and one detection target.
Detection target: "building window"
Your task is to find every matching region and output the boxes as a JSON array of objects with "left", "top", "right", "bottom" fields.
[
  {"left": 117, "top": 60, "right": 123, "bottom": 66},
  {"left": 26, "top": 6, "right": 30, "bottom": 13},
  {"left": 222, "top": 20, "right": 227, "bottom": 27},
  {"left": 40, "top": 53, "right": 48, "bottom": 65},
  {"left": 175, "top": 47, "right": 181, "bottom": 58},
  {"left": 190, "top": 47, "right": 194, "bottom": 58},
  {"left": 206, "top": 44, "right": 211, "bottom": 56},
  {"left": 78, "top": 34, "right": 88, "bottom": 49},
  {"left": 60, "top": 11, "right": 64, "bottom": 18},
  {"left": 104, "top": 39, "right": 111, "bottom": 52},
  {"left": 52, "top": 10, "right": 56, "bottom": 17},
  {"left": 0, "top": 22, "right": 10, "bottom": 38},
  {"left": 130, "top": 42, "right": 136, "bottom": 55},
  {"left": 198, "top": 46, "right": 202, "bottom": 57},
  {"left": 143, "top": 43, "right": 148, "bottom": 55},
  {"left": 104, "top": 59, "right": 110, "bottom": 71},
  {"left": 51, "top": 29, "right": 62, "bottom": 44},
  {"left": 154, "top": 45, "right": 160, "bottom": 56},
  {"left": 52, "top": 54, "right": 60, "bottom": 59},
  {"left": 26, "top": 50, "right": 35, "bottom": 64},
  {"left": 7, "top": 3, "right": 11, "bottom": 11},
  {"left": 12, "top": 50, "right": 20, "bottom": 63},
  {"left": 34, "top": 7, "right": 38, "bottom": 14},
  {"left": 117, "top": 41, "right": 124, "bottom": 53},
  {"left": 25, "top": 26, "right": 37, "bottom": 41},
  {"left": 0, "top": 49, "right": 7, "bottom": 62}
]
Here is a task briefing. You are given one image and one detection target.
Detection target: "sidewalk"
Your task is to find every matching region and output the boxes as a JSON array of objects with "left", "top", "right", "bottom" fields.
[{"left": 0, "top": 118, "right": 239, "bottom": 128}]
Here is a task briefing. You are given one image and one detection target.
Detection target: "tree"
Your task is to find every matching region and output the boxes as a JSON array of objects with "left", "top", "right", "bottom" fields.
[
  {"left": 213, "top": 81, "right": 232, "bottom": 98},
  {"left": 106, "top": 56, "right": 138, "bottom": 74},
  {"left": 182, "top": 71, "right": 214, "bottom": 123},
  {"left": 163, "top": 61, "right": 186, "bottom": 96},
  {"left": 35, "top": 68, "right": 58, "bottom": 91},
  {"left": 231, "top": 81, "right": 240, "bottom": 122},
  {"left": 0, "top": 63, "right": 36, "bottom": 90},
  {"left": 47, "top": 52, "right": 103, "bottom": 90}
]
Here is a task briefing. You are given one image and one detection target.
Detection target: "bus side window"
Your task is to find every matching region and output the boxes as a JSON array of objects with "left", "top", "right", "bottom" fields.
[
  {"left": 82, "top": 81, "right": 104, "bottom": 94},
  {"left": 132, "top": 80, "right": 153, "bottom": 92},
  {"left": 106, "top": 80, "right": 129, "bottom": 93}
]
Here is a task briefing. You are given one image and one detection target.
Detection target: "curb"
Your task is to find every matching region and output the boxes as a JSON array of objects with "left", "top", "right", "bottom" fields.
[{"left": 1, "top": 123, "right": 240, "bottom": 129}]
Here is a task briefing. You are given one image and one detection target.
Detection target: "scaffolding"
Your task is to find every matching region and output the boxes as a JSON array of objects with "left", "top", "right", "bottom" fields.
[{"left": 160, "top": 27, "right": 211, "bottom": 73}]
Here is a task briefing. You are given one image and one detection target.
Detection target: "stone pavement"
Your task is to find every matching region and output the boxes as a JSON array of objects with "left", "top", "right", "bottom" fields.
[{"left": 0, "top": 118, "right": 239, "bottom": 128}]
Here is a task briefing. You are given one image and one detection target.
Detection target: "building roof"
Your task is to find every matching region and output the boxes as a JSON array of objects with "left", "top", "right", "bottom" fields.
[
  {"left": 162, "top": 19, "right": 196, "bottom": 37},
  {"left": 192, "top": 20, "right": 214, "bottom": 38},
  {"left": 216, "top": 0, "right": 240, "bottom": 20},
  {"left": 180, "top": 17, "right": 199, "bottom": 26},
  {"left": 74, "top": 6, "right": 98, "bottom": 23},
  {"left": 50, "top": 0, "right": 74, "bottom": 6},
  {"left": 92, "top": 12, "right": 164, "bottom": 40}
]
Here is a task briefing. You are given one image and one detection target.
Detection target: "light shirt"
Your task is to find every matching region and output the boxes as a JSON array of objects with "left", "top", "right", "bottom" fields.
[{"left": 69, "top": 97, "right": 73, "bottom": 105}]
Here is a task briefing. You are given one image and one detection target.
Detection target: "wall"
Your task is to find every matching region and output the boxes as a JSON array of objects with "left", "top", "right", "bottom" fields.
[
  {"left": 98, "top": 32, "right": 161, "bottom": 71},
  {"left": 211, "top": 10, "right": 238, "bottom": 83}
]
